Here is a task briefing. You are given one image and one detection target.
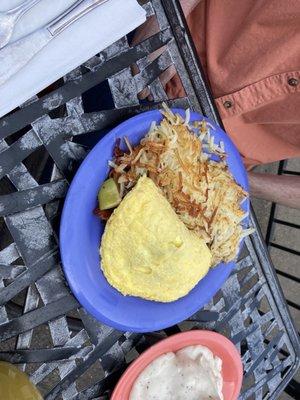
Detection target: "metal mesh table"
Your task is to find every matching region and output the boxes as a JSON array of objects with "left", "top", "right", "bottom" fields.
[{"left": 0, "top": 1, "right": 299, "bottom": 399}]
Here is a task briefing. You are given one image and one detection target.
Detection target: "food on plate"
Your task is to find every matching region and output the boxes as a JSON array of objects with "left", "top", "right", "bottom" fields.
[
  {"left": 129, "top": 344, "right": 223, "bottom": 400},
  {"left": 98, "top": 178, "right": 121, "bottom": 210},
  {"left": 100, "top": 177, "right": 212, "bottom": 302},
  {"left": 105, "top": 105, "right": 252, "bottom": 265}
]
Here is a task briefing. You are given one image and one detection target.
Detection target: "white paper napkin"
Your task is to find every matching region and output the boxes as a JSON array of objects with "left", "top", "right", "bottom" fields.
[{"left": 0, "top": 0, "right": 146, "bottom": 118}]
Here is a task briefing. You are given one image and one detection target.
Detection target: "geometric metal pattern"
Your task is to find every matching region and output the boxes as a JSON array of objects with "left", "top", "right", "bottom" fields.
[
  {"left": 0, "top": 1, "right": 299, "bottom": 398},
  {"left": 264, "top": 159, "right": 300, "bottom": 398}
]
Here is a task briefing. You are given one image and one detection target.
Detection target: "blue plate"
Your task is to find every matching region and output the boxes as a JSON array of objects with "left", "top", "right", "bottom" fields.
[{"left": 60, "top": 109, "right": 249, "bottom": 332}]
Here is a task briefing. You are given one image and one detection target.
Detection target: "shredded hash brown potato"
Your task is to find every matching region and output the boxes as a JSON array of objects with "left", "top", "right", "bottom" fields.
[{"left": 108, "top": 105, "right": 253, "bottom": 265}]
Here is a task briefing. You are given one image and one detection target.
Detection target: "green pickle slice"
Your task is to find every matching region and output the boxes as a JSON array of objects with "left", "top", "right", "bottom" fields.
[{"left": 98, "top": 178, "right": 121, "bottom": 210}]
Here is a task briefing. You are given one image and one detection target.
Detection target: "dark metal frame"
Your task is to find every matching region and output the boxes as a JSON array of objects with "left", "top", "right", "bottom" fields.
[
  {"left": 265, "top": 159, "right": 300, "bottom": 398},
  {"left": 0, "top": 1, "right": 299, "bottom": 398}
]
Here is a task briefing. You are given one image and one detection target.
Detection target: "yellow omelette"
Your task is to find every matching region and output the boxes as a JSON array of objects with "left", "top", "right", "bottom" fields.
[{"left": 100, "top": 177, "right": 212, "bottom": 302}]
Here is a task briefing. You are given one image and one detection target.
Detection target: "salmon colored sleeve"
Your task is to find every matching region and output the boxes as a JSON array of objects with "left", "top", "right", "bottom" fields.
[{"left": 166, "top": 0, "right": 300, "bottom": 167}]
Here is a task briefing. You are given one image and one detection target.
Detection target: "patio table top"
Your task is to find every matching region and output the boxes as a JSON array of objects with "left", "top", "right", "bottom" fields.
[{"left": 0, "top": 1, "right": 299, "bottom": 399}]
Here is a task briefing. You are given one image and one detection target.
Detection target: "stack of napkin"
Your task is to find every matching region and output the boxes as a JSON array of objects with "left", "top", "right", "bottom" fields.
[{"left": 0, "top": 0, "right": 146, "bottom": 117}]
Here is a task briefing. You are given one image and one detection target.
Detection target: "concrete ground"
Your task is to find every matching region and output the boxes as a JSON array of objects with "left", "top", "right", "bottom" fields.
[{"left": 252, "top": 158, "right": 300, "bottom": 399}]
